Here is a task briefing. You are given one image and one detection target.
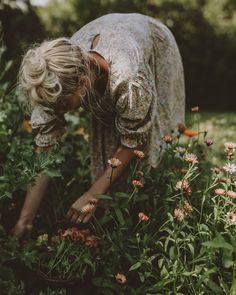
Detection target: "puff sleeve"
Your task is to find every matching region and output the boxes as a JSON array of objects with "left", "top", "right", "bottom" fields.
[
  {"left": 115, "top": 72, "right": 154, "bottom": 148},
  {"left": 30, "top": 105, "right": 66, "bottom": 147}
]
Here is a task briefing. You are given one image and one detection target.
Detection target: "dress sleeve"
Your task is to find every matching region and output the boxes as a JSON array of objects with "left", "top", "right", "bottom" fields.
[
  {"left": 30, "top": 105, "right": 66, "bottom": 147},
  {"left": 115, "top": 72, "right": 154, "bottom": 148}
]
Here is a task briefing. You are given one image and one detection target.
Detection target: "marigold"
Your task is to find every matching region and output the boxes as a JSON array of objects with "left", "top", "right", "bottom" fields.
[
  {"left": 183, "top": 128, "right": 199, "bottom": 137},
  {"left": 191, "top": 106, "right": 199, "bottom": 112},
  {"left": 214, "top": 188, "right": 225, "bottom": 196},
  {"left": 115, "top": 273, "right": 127, "bottom": 284},
  {"left": 174, "top": 208, "right": 185, "bottom": 221},
  {"left": 107, "top": 158, "right": 122, "bottom": 168},
  {"left": 133, "top": 150, "right": 145, "bottom": 159},
  {"left": 132, "top": 180, "right": 144, "bottom": 188},
  {"left": 22, "top": 119, "right": 32, "bottom": 133},
  {"left": 138, "top": 212, "right": 149, "bottom": 221}
]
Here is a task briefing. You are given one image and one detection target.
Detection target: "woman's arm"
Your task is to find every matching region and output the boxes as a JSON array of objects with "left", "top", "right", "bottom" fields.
[
  {"left": 12, "top": 146, "right": 52, "bottom": 239},
  {"left": 66, "top": 145, "right": 136, "bottom": 223}
]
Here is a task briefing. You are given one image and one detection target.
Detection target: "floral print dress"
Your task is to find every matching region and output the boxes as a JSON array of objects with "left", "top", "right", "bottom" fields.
[{"left": 31, "top": 13, "right": 185, "bottom": 183}]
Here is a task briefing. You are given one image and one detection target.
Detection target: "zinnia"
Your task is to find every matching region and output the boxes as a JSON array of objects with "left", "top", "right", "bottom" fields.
[
  {"left": 115, "top": 273, "right": 127, "bottom": 284},
  {"left": 132, "top": 180, "right": 144, "bottom": 188},
  {"left": 174, "top": 208, "right": 185, "bottom": 221},
  {"left": 214, "top": 188, "right": 225, "bottom": 196},
  {"left": 138, "top": 212, "right": 149, "bottom": 221},
  {"left": 107, "top": 158, "right": 122, "bottom": 168},
  {"left": 133, "top": 150, "right": 145, "bottom": 159}
]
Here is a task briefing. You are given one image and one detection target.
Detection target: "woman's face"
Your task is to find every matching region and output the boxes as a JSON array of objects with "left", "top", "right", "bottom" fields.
[{"left": 55, "top": 90, "right": 83, "bottom": 113}]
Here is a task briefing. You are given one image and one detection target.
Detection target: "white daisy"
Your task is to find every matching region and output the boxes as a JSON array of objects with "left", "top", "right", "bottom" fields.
[{"left": 223, "top": 163, "right": 236, "bottom": 174}]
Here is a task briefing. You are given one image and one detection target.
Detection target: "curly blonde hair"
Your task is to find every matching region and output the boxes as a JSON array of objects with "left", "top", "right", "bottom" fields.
[{"left": 18, "top": 37, "right": 95, "bottom": 110}]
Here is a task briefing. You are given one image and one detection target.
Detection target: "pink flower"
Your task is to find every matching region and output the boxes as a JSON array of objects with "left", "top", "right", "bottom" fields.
[
  {"left": 115, "top": 273, "right": 127, "bottom": 284},
  {"left": 133, "top": 150, "right": 145, "bottom": 159},
  {"left": 183, "top": 202, "right": 193, "bottom": 214},
  {"left": 132, "top": 180, "right": 144, "bottom": 188},
  {"left": 214, "top": 188, "right": 226, "bottom": 196},
  {"left": 174, "top": 208, "right": 185, "bottom": 221},
  {"left": 107, "top": 158, "right": 122, "bottom": 168},
  {"left": 227, "top": 190, "right": 236, "bottom": 199},
  {"left": 163, "top": 135, "right": 173, "bottom": 144},
  {"left": 138, "top": 212, "right": 149, "bottom": 221},
  {"left": 184, "top": 153, "right": 199, "bottom": 164}
]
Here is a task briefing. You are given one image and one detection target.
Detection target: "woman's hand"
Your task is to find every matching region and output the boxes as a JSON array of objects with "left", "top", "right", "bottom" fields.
[
  {"left": 12, "top": 218, "right": 33, "bottom": 240},
  {"left": 66, "top": 192, "right": 98, "bottom": 224}
]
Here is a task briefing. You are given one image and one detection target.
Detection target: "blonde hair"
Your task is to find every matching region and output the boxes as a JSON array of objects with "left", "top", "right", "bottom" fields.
[{"left": 18, "top": 37, "right": 95, "bottom": 110}]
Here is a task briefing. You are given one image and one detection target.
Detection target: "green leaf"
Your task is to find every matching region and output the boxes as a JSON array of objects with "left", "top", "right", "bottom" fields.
[
  {"left": 202, "top": 233, "right": 234, "bottom": 251},
  {"left": 129, "top": 261, "right": 142, "bottom": 271}
]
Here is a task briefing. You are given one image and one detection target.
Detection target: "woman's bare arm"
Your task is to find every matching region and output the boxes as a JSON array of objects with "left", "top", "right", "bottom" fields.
[
  {"left": 12, "top": 146, "right": 52, "bottom": 239},
  {"left": 66, "top": 145, "right": 136, "bottom": 223}
]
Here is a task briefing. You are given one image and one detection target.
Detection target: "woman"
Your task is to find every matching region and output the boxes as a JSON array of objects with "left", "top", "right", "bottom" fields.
[{"left": 13, "top": 13, "right": 185, "bottom": 239}]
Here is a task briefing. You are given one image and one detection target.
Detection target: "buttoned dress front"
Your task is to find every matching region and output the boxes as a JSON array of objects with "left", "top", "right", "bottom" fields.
[{"left": 31, "top": 13, "right": 185, "bottom": 183}]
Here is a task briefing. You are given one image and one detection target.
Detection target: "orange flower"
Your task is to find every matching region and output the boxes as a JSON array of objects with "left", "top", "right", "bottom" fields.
[
  {"left": 22, "top": 119, "right": 32, "bottom": 133},
  {"left": 183, "top": 128, "right": 199, "bottom": 137},
  {"left": 115, "top": 273, "right": 127, "bottom": 284},
  {"left": 132, "top": 180, "right": 144, "bottom": 188},
  {"left": 84, "top": 235, "right": 98, "bottom": 248},
  {"left": 191, "top": 106, "right": 199, "bottom": 112},
  {"left": 74, "top": 127, "right": 90, "bottom": 141},
  {"left": 133, "top": 150, "right": 145, "bottom": 159},
  {"left": 138, "top": 212, "right": 149, "bottom": 221}
]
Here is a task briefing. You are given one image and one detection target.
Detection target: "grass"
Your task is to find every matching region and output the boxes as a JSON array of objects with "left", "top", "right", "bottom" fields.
[{"left": 186, "top": 111, "right": 236, "bottom": 164}]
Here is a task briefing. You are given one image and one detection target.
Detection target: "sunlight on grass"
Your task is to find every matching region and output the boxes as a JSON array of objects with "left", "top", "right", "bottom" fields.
[{"left": 186, "top": 112, "right": 236, "bottom": 165}]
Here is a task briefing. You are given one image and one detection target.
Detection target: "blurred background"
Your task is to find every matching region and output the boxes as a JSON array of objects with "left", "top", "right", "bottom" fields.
[{"left": 0, "top": 0, "right": 236, "bottom": 111}]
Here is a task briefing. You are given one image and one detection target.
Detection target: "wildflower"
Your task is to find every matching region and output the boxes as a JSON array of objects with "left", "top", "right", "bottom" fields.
[
  {"left": 133, "top": 150, "right": 145, "bottom": 159},
  {"left": 177, "top": 123, "right": 186, "bottom": 134},
  {"left": 138, "top": 212, "right": 149, "bottom": 221},
  {"left": 22, "top": 119, "right": 32, "bottom": 133},
  {"left": 174, "top": 208, "right": 185, "bottom": 221},
  {"left": 214, "top": 188, "right": 225, "bottom": 196},
  {"left": 74, "top": 127, "right": 90, "bottom": 141},
  {"left": 183, "top": 202, "right": 193, "bottom": 214},
  {"left": 218, "top": 176, "right": 228, "bottom": 184},
  {"left": 163, "top": 135, "right": 173, "bottom": 144},
  {"left": 183, "top": 128, "right": 199, "bottom": 137},
  {"left": 175, "top": 180, "right": 190, "bottom": 190},
  {"left": 174, "top": 146, "right": 186, "bottom": 155},
  {"left": 211, "top": 167, "right": 221, "bottom": 174},
  {"left": 223, "top": 163, "right": 236, "bottom": 174},
  {"left": 107, "top": 158, "right": 122, "bottom": 168},
  {"left": 204, "top": 139, "right": 214, "bottom": 146},
  {"left": 224, "top": 142, "right": 236, "bottom": 150},
  {"left": 226, "top": 212, "right": 236, "bottom": 224},
  {"left": 132, "top": 179, "right": 144, "bottom": 188},
  {"left": 186, "top": 186, "right": 193, "bottom": 196},
  {"left": 227, "top": 190, "right": 236, "bottom": 199},
  {"left": 184, "top": 153, "right": 198, "bottom": 164},
  {"left": 115, "top": 273, "right": 127, "bottom": 284},
  {"left": 36, "top": 234, "right": 48, "bottom": 246},
  {"left": 85, "top": 235, "right": 98, "bottom": 248},
  {"left": 191, "top": 106, "right": 199, "bottom": 112}
]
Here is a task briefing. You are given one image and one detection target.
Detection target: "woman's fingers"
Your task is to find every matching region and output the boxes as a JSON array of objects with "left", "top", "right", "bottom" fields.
[
  {"left": 66, "top": 208, "right": 74, "bottom": 220},
  {"left": 82, "top": 213, "right": 92, "bottom": 224}
]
